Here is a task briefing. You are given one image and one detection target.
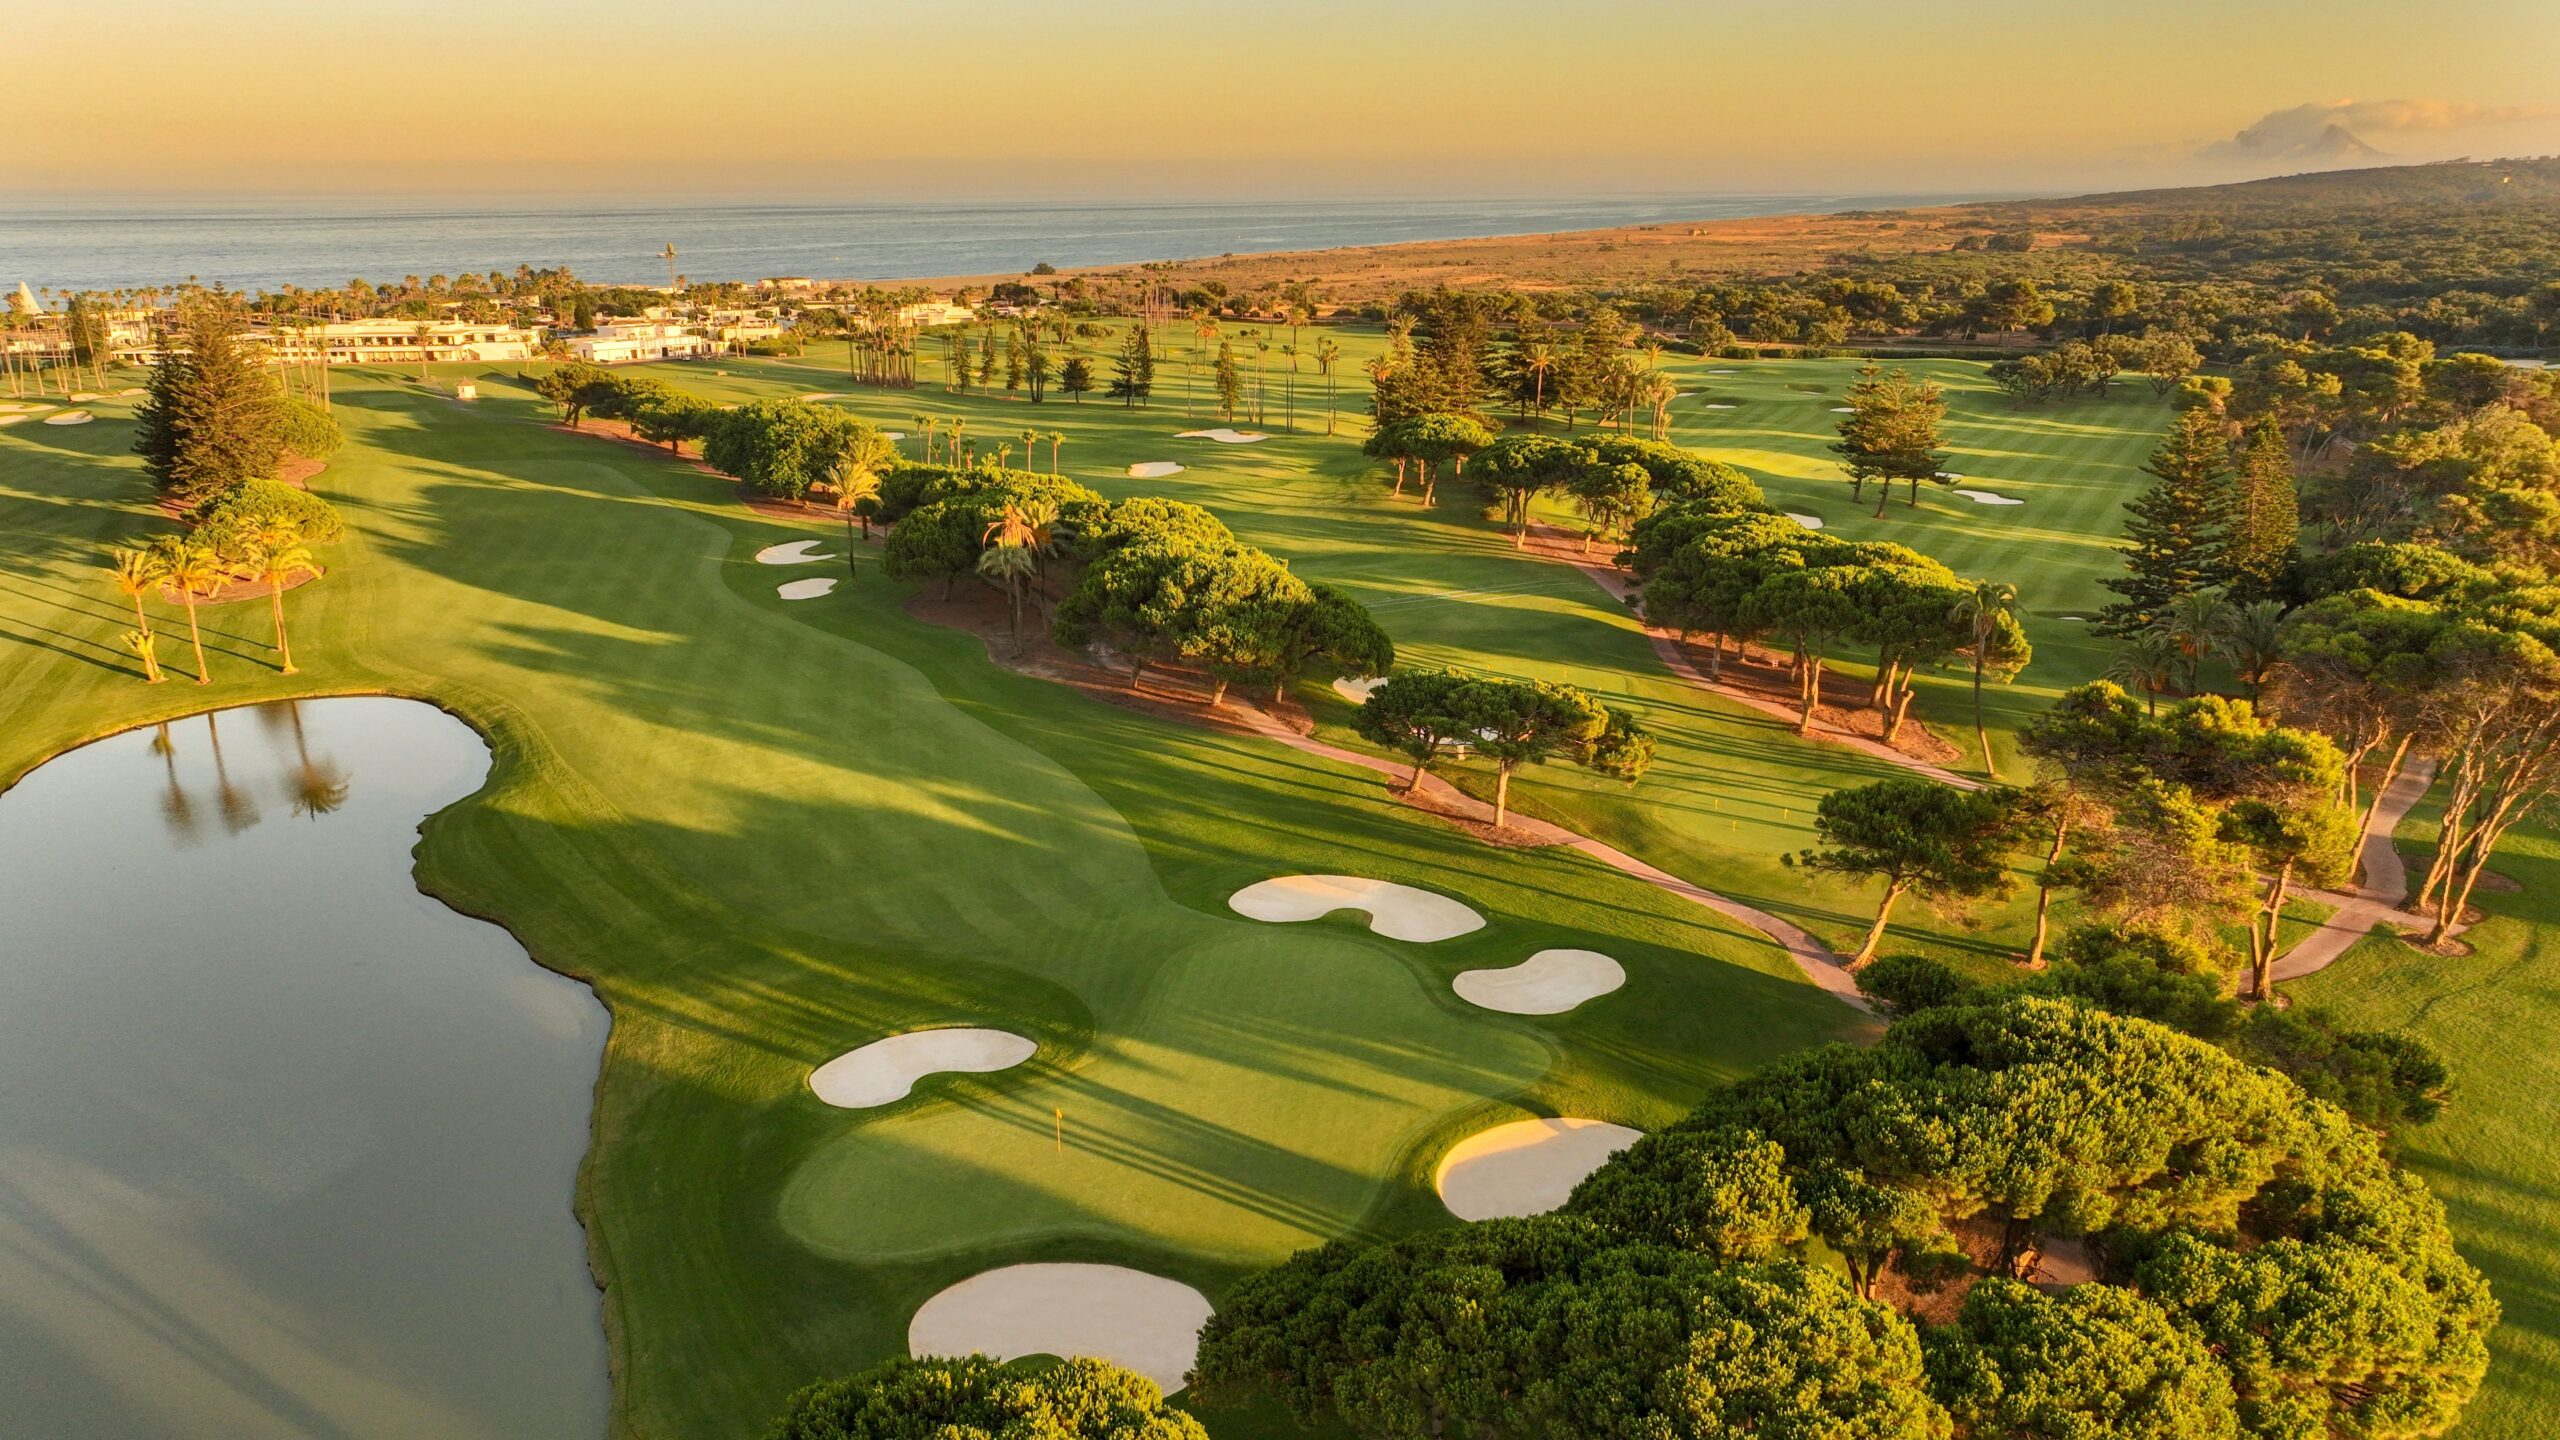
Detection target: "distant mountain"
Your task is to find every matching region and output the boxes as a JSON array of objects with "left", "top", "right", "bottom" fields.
[
  {"left": 2014, "top": 155, "right": 2560, "bottom": 214},
  {"left": 2293, "top": 122, "right": 2388, "bottom": 164}
]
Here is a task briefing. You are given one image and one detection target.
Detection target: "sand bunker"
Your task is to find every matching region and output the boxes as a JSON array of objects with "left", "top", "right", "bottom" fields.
[
  {"left": 1332, "top": 675, "right": 1385, "bottom": 704},
  {"left": 800, "top": 391, "right": 847, "bottom": 401},
  {"left": 1706, "top": 368, "right": 1737, "bottom": 375},
  {"left": 777, "top": 577, "right": 838, "bottom": 600},
  {"left": 1453, "top": 949, "right": 1625, "bottom": 1015},
  {"left": 1703, "top": 402, "right": 1738, "bottom": 409},
  {"left": 0, "top": 415, "right": 24, "bottom": 427},
  {"left": 1177, "top": 428, "right": 1268, "bottom": 444},
  {"left": 1229, "top": 875, "right": 1484, "bottom": 942},
  {"left": 69, "top": 391, "right": 99, "bottom": 402},
  {"left": 909, "top": 1263, "right": 1213, "bottom": 1393},
  {"left": 44, "top": 411, "right": 93, "bottom": 425},
  {"left": 116, "top": 387, "right": 146, "bottom": 397},
  {"left": 809, "top": 1027, "right": 1036, "bottom": 1108},
  {"left": 1951, "top": 489, "right": 2024, "bottom": 506},
  {"left": 755, "top": 539, "right": 838, "bottom": 565},
  {"left": 1785, "top": 512, "right": 1825, "bottom": 530},
  {"left": 1828, "top": 406, "right": 1855, "bottom": 413},
  {"left": 1436, "top": 1117, "right": 1642, "bottom": 1220},
  {"left": 881, "top": 431, "right": 908, "bottom": 441},
  {"left": 1128, "top": 461, "right": 1186, "bottom": 479}
]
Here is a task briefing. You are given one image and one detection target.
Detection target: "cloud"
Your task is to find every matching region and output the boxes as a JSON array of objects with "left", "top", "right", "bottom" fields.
[{"left": 2203, "top": 99, "right": 2560, "bottom": 165}]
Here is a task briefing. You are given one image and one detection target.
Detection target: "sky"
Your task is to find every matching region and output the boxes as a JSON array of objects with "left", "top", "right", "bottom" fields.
[{"left": 7, "top": 0, "right": 2559, "bottom": 201}]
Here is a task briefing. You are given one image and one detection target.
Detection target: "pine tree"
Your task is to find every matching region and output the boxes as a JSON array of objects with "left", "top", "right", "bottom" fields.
[
  {"left": 2224, "top": 419, "right": 2300, "bottom": 601},
  {"left": 2096, "top": 408, "right": 2233, "bottom": 636},
  {"left": 1108, "top": 325, "right": 1153, "bottom": 407},
  {"left": 134, "top": 299, "right": 284, "bottom": 505}
]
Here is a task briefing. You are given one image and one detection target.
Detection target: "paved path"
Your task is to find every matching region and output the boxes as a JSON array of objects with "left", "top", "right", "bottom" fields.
[
  {"left": 1534, "top": 527, "right": 1983, "bottom": 790},
  {"left": 2259, "top": 758, "right": 2447, "bottom": 989},
  {"left": 1222, "top": 704, "right": 1873, "bottom": 1013}
]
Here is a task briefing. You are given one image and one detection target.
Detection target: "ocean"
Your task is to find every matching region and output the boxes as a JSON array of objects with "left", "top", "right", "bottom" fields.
[{"left": 0, "top": 192, "right": 1983, "bottom": 295}]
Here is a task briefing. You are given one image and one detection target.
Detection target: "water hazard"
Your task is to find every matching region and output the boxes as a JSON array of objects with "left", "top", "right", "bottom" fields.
[{"left": 0, "top": 697, "right": 608, "bottom": 1439}]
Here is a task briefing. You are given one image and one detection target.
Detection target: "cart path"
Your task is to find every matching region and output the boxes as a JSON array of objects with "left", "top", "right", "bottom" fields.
[{"left": 1222, "top": 703, "right": 1873, "bottom": 1014}]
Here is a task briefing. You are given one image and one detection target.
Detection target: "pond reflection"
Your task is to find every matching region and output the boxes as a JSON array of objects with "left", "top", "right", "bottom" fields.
[
  {"left": 146, "top": 702, "right": 355, "bottom": 843},
  {"left": 0, "top": 697, "right": 609, "bottom": 1440}
]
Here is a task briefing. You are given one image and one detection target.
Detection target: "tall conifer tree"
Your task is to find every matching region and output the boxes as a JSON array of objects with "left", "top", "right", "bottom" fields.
[
  {"left": 2225, "top": 418, "right": 2300, "bottom": 601},
  {"left": 134, "top": 299, "right": 284, "bottom": 505},
  {"left": 2097, "top": 408, "right": 2233, "bottom": 636}
]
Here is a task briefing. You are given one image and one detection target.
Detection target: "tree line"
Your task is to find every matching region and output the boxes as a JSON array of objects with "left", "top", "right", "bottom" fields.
[{"left": 1187, "top": 992, "right": 2492, "bottom": 1440}]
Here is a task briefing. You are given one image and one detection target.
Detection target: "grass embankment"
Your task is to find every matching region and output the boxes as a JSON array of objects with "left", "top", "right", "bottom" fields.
[{"left": 0, "top": 366, "right": 1856, "bottom": 1439}]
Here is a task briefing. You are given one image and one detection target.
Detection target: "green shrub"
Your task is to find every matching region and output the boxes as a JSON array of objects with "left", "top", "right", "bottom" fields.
[{"left": 271, "top": 396, "right": 342, "bottom": 458}]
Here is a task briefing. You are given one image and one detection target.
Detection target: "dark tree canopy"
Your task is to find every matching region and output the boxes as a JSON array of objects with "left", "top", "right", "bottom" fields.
[{"left": 766, "top": 1355, "right": 1205, "bottom": 1440}]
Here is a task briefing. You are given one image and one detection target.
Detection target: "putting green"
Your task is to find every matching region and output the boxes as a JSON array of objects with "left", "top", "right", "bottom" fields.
[{"left": 782, "top": 924, "right": 1548, "bottom": 1264}]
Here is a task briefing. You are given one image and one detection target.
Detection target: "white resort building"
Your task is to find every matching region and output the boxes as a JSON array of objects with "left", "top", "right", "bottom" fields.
[
  {"left": 250, "top": 321, "right": 540, "bottom": 365},
  {"left": 565, "top": 321, "right": 714, "bottom": 364}
]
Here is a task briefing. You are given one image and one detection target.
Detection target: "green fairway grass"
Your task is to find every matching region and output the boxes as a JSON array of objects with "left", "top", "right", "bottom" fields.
[
  {"left": 2288, "top": 812, "right": 2560, "bottom": 1439},
  {"left": 715, "top": 337, "right": 2173, "bottom": 979}
]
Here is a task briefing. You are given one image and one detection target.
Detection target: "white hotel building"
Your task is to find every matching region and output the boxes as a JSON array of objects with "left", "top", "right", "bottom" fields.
[
  {"left": 564, "top": 320, "right": 714, "bottom": 364},
  {"left": 251, "top": 320, "right": 540, "bottom": 365}
]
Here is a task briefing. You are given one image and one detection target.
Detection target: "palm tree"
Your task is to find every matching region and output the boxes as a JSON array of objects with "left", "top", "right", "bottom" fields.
[
  {"left": 1019, "top": 428, "right": 1041, "bottom": 469},
  {"left": 247, "top": 533, "right": 321, "bottom": 673},
  {"left": 110, "top": 545, "right": 169, "bottom": 683},
  {"left": 2217, "top": 599, "right": 2287, "bottom": 703},
  {"left": 919, "top": 415, "right": 942, "bottom": 464},
  {"left": 1950, "top": 581, "right": 2019, "bottom": 778},
  {"left": 1046, "top": 431, "right": 1065, "bottom": 474},
  {"left": 978, "top": 501, "right": 1048, "bottom": 651},
  {"left": 2107, "top": 631, "right": 2182, "bottom": 716},
  {"left": 152, "top": 536, "right": 224, "bottom": 684},
  {"left": 833, "top": 464, "right": 883, "bottom": 539},
  {"left": 2152, "top": 590, "right": 2234, "bottom": 694},
  {"left": 1317, "top": 336, "right": 1343, "bottom": 434}
]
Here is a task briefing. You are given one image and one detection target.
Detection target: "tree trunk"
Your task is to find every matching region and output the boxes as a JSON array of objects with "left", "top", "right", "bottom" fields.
[
  {"left": 270, "top": 579, "right": 295, "bottom": 673},
  {"left": 1884, "top": 686, "right": 1917, "bottom": 744},
  {"left": 1494, "top": 765, "right": 1513, "bottom": 829},
  {"left": 1972, "top": 657, "right": 1994, "bottom": 779},
  {"left": 2248, "top": 863, "right": 2293, "bottom": 1001},
  {"left": 2357, "top": 733, "right": 2413, "bottom": 841},
  {"left": 1407, "top": 750, "right": 1431, "bottom": 791},
  {"left": 1853, "top": 881, "right": 1907, "bottom": 966},
  {"left": 1799, "top": 654, "right": 1823, "bottom": 735},
  {"left": 2025, "top": 811, "right": 2070, "bottom": 968},
  {"left": 1208, "top": 677, "right": 1229, "bottom": 708},
  {"left": 183, "top": 593, "right": 209, "bottom": 683}
]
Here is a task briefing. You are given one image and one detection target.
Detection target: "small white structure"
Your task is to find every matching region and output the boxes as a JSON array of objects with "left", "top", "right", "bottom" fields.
[
  {"left": 454, "top": 380, "right": 478, "bottom": 401},
  {"left": 566, "top": 321, "right": 713, "bottom": 365},
  {"left": 894, "top": 300, "right": 977, "bottom": 328}
]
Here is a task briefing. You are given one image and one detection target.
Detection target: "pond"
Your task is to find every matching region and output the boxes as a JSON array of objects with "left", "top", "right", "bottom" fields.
[{"left": 0, "top": 697, "right": 610, "bottom": 1439}]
